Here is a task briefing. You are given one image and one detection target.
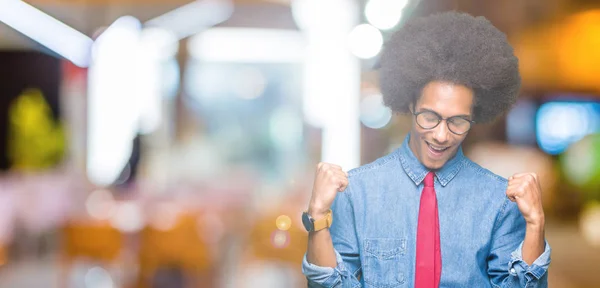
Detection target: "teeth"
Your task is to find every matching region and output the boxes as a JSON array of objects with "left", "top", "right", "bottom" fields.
[{"left": 428, "top": 143, "right": 448, "bottom": 151}]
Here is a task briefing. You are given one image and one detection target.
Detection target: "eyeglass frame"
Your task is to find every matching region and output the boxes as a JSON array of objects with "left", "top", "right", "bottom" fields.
[{"left": 411, "top": 109, "right": 475, "bottom": 135}]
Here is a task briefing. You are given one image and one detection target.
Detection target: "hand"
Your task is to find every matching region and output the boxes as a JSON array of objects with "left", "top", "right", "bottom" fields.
[
  {"left": 506, "top": 172, "right": 545, "bottom": 227},
  {"left": 308, "top": 162, "right": 348, "bottom": 218}
]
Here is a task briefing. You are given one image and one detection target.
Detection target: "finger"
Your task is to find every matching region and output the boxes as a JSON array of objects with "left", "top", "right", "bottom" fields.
[
  {"left": 507, "top": 183, "right": 524, "bottom": 190},
  {"left": 331, "top": 174, "right": 348, "bottom": 191},
  {"left": 506, "top": 185, "right": 523, "bottom": 197},
  {"left": 323, "top": 169, "right": 346, "bottom": 181},
  {"left": 317, "top": 162, "right": 340, "bottom": 171},
  {"left": 506, "top": 190, "right": 517, "bottom": 199},
  {"left": 509, "top": 188, "right": 528, "bottom": 201},
  {"left": 506, "top": 188, "right": 521, "bottom": 201},
  {"left": 326, "top": 163, "right": 343, "bottom": 171},
  {"left": 506, "top": 184, "right": 523, "bottom": 194},
  {"left": 335, "top": 173, "right": 348, "bottom": 186},
  {"left": 507, "top": 176, "right": 528, "bottom": 186},
  {"left": 506, "top": 189, "right": 517, "bottom": 202},
  {"left": 508, "top": 173, "right": 526, "bottom": 180},
  {"left": 317, "top": 162, "right": 325, "bottom": 170},
  {"left": 332, "top": 170, "right": 348, "bottom": 179},
  {"left": 320, "top": 165, "right": 344, "bottom": 177},
  {"left": 338, "top": 177, "right": 349, "bottom": 192},
  {"left": 510, "top": 172, "right": 529, "bottom": 178},
  {"left": 511, "top": 172, "right": 537, "bottom": 181}
]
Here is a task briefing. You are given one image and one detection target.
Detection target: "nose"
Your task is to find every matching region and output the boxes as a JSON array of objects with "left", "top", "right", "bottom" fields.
[{"left": 432, "top": 120, "right": 450, "bottom": 144}]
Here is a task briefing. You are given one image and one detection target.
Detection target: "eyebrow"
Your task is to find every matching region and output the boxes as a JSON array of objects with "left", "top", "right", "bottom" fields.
[{"left": 419, "top": 108, "right": 472, "bottom": 119}]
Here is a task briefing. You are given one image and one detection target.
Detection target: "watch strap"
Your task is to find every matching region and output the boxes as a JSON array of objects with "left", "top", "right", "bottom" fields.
[{"left": 312, "top": 209, "right": 333, "bottom": 231}]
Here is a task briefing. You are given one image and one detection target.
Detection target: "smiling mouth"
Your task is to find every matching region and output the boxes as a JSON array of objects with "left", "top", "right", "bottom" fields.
[{"left": 425, "top": 141, "right": 450, "bottom": 155}]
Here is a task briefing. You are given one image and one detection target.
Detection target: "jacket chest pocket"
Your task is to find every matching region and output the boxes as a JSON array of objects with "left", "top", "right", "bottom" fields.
[{"left": 363, "top": 238, "right": 407, "bottom": 288}]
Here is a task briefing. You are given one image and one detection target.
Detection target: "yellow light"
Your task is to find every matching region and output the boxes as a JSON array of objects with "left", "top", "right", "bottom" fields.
[
  {"left": 556, "top": 10, "right": 600, "bottom": 91},
  {"left": 514, "top": 9, "right": 600, "bottom": 92},
  {"left": 276, "top": 215, "right": 292, "bottom": 231}
]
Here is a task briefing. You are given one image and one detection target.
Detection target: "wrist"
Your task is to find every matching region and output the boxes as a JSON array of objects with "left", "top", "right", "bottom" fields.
[
  {"left": 307, "top": 207, "right": 329, "bottom": 219},
  {"left": 308, "top": 201, "right": 329, "bottom": 218},
  {"left": 526, "top": 217, "right": 545, "bottom": 232},
  {"left": 303, "top": 208, "right": 333, "bottom": 232}
]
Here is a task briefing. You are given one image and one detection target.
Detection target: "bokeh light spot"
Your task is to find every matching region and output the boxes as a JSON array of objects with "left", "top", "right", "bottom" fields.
[
  {"left": 85, "top": 189, "right": 117, "bottom": 220},
  {"left": 276, "top": 215, "right": 292, "bottom": 231},
  {"left": 580, "top": 202, "right": 600, "bottom": 248},
  {"left": 271, "top": 230, "right": 290, "bottom": 249},
  {"left": 84, "top": 266, "right": 114, "bottom": 288}
]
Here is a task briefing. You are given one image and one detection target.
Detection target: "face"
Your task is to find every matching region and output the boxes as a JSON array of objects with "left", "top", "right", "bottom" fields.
[{"left": 408, "top": 81, "right": 474, "bottom": 170}]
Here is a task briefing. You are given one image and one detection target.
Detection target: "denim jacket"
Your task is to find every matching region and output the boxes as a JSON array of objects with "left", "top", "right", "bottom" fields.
[{"left": 302, "top": 135, "right": 551, "bottom": 287}]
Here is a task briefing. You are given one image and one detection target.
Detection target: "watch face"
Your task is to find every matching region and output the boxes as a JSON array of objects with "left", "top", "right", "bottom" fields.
[{"left": 302, "top": 212, "right": 313, "bottom": 232}]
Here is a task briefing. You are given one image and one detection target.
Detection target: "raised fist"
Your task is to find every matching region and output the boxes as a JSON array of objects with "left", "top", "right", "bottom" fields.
[{"left": 308, "top": 162, "right": 349, "bottom": 218}]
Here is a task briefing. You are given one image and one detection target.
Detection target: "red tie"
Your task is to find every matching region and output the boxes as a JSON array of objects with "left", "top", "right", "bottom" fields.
[{"left": 415, "top": 172, "right": 441, "bottom": 288}]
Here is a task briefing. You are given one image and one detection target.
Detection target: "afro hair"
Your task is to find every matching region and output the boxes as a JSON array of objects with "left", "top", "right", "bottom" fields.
[{"left": 379, "top": 11, "right": 521, "bottom": 123}]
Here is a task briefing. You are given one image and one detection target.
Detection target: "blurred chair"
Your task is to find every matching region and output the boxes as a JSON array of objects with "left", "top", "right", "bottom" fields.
[
  {"left": 136, "top": 212, "right": 215, "bottom": 288},
  {"left": 248, "top": 211, "right": 307, "bottom": 264},
  {"left": 237, "top": 208, "right": 308, "bottom": 287},
  {"left": 60, "top": 220, "right": 123, "bottom": 287}
]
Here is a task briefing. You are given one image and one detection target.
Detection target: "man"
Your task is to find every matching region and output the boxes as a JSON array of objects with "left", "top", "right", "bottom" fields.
[{"left": 301, "top": 12, "right": 551, "bottom": 287}]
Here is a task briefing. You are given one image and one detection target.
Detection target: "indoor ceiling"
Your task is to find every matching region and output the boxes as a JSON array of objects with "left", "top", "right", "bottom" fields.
[
  {"left": 0, "top": 0, "right": 297, "bottom": 49},
  {"left": 0, "top": 0, "right": 580, "bottom": 48},
  {"left": 2, "top": 0, "right": 599, "bottom": 94}
]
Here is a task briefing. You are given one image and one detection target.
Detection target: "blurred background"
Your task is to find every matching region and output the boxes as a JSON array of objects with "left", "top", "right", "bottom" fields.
[{"left": 0, "top": 0, "right": 599, "bottom": 287}]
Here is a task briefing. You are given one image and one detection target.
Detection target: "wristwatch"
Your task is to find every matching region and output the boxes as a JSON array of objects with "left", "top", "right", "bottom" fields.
[{"left": 302, "top": 209, "right": 333, "bottom": 232}]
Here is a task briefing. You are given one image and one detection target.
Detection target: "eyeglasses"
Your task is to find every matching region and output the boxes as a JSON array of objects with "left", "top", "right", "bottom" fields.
[{"left": 413, "top": 110, "right": 475, "bottom": 135}]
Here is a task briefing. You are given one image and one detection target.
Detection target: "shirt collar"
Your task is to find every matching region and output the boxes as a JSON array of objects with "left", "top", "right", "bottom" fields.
[{"left": 398, "top": 134, "right": 466, "bottom": 187}]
